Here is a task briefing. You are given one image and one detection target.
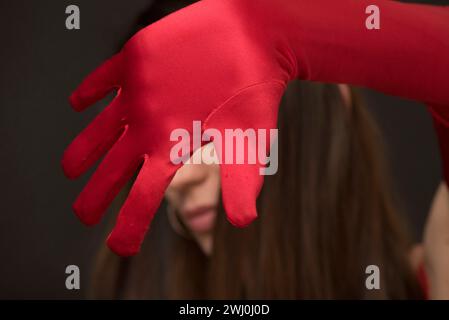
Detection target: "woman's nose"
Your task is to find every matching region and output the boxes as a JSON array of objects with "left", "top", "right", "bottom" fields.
[{"left": 168, "top": 163, "right": 208, "bottom": 192}]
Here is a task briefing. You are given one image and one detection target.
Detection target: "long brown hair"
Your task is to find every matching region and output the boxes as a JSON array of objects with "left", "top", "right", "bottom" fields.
[{"left": 89, "top": 1, "right": 423, "bottom": 299}]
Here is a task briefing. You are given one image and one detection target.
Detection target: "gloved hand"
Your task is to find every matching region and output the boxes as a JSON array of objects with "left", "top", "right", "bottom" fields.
[
  {"left": 63, "top": 0, "right": 287, "bottom": 256},
  {"left": 63, "top": 0, "right": 449, "bottom": 256}
]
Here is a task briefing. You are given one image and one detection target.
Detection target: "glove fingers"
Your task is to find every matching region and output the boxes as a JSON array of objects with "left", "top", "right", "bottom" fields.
[
  {"left": 107, "top": 156, "right": 179, "bottom": 256},
  {"left": 73, "top": 129, "right": 140, "bottom": 226},
  {"left": 69, "top": 53, "right": 123, "bottom": 112},
  {"left": 62, "top": 98, "right": 125, "bottom": 179},
  {"left": 205, "top": 81, "right": 284, "bottom": 227}
]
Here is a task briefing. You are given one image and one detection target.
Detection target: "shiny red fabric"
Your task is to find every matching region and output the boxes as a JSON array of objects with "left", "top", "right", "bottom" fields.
[{"left": 63, "top": 0, "right": 449, "bottom": 256}]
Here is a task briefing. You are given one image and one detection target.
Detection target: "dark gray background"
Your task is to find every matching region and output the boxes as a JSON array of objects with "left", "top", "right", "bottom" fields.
[{"left": 0, "top": 0, "right": 447, "bottom": 299}]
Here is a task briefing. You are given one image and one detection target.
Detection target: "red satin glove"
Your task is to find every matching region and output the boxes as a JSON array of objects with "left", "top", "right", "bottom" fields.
[{"left": 63, "top": 0, "right": 449, "bottom": 256}]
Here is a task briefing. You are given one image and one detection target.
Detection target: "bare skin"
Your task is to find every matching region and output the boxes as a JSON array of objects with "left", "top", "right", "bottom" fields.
[
  {"left": 165, "top": 144, "right": 220, "bottom": 255},
  {"left": 411, "top": 182, "right": 449, "bottom": 299}
]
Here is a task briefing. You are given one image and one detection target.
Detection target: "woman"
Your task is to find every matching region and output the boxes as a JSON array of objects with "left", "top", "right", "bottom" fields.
[{"left": 77, "top": 0, "right": 449, "bottom": 299}]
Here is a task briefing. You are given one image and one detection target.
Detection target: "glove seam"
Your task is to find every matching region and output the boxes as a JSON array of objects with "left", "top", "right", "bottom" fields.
[
  {"left": 203, "top": 79, "right": 286, "bottom": 130},
  {"left": 428, "top": 105, "right": 449, "bottom": 127}
]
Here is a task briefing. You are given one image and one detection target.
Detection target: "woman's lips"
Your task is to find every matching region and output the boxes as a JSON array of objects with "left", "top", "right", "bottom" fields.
[{"left": 182, "top": 205, "right": 216, "bottom": 233}]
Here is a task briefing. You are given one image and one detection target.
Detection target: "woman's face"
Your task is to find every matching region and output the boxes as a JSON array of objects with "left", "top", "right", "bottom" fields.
[{"left": 165, "top": 144, "right": 220, "bottom": 255}]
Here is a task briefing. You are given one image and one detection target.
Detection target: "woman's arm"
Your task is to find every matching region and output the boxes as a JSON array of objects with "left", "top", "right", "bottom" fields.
[
  {"left": 237, "top": 0, "right": 449, "bottom": 106},
  {"left": 410, "top": 182, "right": 449, "bottom": 299},
  {"left": 235, "top": 0, "right": 449, "bottom": 181},
  {"left": 423, "top": 182, "right": 449, "bottom": 299}
]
